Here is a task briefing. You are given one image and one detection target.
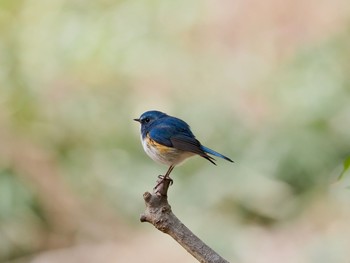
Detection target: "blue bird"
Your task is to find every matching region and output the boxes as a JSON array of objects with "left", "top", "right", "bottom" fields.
[{"left": 134, "top": 110, "right": 233, "bottom": 181}]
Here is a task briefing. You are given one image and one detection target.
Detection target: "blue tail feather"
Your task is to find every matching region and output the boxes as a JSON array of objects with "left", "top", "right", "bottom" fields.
[{"left": 201, "top": 145, "right": 234, "bottom": 163}]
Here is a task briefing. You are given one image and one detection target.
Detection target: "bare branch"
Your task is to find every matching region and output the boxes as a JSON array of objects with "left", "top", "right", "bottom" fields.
[{"left": 140, "top": 177, "right": 231, "bottom": 263}]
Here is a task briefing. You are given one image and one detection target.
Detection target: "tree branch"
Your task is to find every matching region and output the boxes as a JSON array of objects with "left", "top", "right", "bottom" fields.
[{"left": 140, "top": 177, "right": 230, "bottom": 263}]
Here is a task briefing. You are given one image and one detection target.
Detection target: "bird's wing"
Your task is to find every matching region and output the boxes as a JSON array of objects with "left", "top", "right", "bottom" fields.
[
  {"left": 148, "top": 117, "right": 217, "bottom": 165},
  {"left": 148, "top": 125, "right": 174, "bottom": 147},
  {"left": 170, "top": 135, "right": 216, "bottom": 165},
  {"left": 148, "top": 116, "right": 193, "bottom": 147},
  {"left": 169, "top": 135, "right": 202, "bottom": 154}
]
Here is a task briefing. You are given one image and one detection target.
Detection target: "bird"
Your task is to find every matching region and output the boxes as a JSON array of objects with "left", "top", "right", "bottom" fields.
[{"left": 134, "top": 110, "right": 233, "bottom": 183}]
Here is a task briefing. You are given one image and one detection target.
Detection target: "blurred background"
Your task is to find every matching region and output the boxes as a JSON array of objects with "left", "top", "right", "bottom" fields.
[{"left": 1, "top": 0, "right": 350, "bottom": 262}]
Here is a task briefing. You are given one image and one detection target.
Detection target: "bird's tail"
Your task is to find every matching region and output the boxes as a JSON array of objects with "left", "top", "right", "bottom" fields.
[{"left": 201, "top": 145, "right": 234, "bottom": 163}]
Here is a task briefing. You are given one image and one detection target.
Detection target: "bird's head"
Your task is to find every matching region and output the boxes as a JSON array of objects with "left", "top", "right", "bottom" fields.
[{"left": 134, "top": 110, "right": 167, "bottom": 130}]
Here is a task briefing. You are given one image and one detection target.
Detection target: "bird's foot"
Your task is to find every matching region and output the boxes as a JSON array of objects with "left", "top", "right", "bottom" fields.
[
  {"left": 153, "top": 175, "right": 173, "bottom": 196},
  {"left": 157, "top": 175, "right": 173, "bottom": 185}
]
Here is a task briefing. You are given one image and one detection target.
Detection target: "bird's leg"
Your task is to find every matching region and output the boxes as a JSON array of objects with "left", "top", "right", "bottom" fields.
[{"left": 164, "top": 165, "right": 174, "bottom": 183}]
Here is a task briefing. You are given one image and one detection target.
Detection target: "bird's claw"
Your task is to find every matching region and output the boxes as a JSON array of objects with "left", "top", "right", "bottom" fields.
[
  {"left": 154, "top": 175, "right": 173, "bottom": 192},
  {"left": 157, "top": 174, "right": 173, "bottom": 185}
]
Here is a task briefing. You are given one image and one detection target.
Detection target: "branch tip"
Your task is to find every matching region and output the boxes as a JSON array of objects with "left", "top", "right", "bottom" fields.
[
  {"left": 143, "top": 192, "right": 152, "bottom": 202},
  {"left": 140, "top": 214, "right": 147, "bottom": 222},
  {"left": 140, "top": 175, "right": 230, "bottom": 263}
]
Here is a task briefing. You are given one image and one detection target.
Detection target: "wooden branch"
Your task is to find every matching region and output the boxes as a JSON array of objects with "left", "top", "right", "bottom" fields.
[{"left": 140, "top": 177, "right": 230, "bottom": 263}]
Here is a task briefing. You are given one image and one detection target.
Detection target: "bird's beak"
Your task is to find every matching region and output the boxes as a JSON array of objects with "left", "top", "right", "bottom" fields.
[{"left": 133, "top": 118, "right": 140, "bottom": 122}]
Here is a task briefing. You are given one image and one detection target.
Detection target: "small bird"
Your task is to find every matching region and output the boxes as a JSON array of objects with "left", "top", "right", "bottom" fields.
[{"left": 134, "top": 110, "right": 233, "bottom": 182}]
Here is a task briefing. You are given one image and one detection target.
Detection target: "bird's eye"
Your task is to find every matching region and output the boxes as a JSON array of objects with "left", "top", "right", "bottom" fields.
[{"left": 144, "top": 118, "right": 150, "bottom": 123}]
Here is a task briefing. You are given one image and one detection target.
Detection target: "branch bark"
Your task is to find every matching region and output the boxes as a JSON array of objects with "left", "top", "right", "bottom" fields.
[{"left": 140, "top": 177, "right": 230, "bottom": 263}]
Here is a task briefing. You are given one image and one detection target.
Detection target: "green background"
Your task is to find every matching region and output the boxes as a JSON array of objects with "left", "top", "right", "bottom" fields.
[{"left": 1, "top": 0, "right": 350, "bottom": 262}]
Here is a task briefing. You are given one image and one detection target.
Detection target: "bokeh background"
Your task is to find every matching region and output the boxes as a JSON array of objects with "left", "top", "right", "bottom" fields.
[{"left": 1, "top": 0, "right": 350, "bottom": 262}]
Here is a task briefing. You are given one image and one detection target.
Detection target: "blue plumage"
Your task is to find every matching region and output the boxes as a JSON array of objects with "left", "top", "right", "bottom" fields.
[{"left": 134, "top": 110, "right": 233, "bottom": 179}]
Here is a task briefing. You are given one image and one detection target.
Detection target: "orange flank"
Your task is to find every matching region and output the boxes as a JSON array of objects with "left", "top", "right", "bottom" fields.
[{"left": 146, "top": 133, "right": 172, "bottom": 154}]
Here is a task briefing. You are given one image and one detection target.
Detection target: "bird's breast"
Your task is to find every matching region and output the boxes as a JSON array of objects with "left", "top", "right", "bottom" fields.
[{"left": 142, "top": 133, "right": 194, "bottom": 166}]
